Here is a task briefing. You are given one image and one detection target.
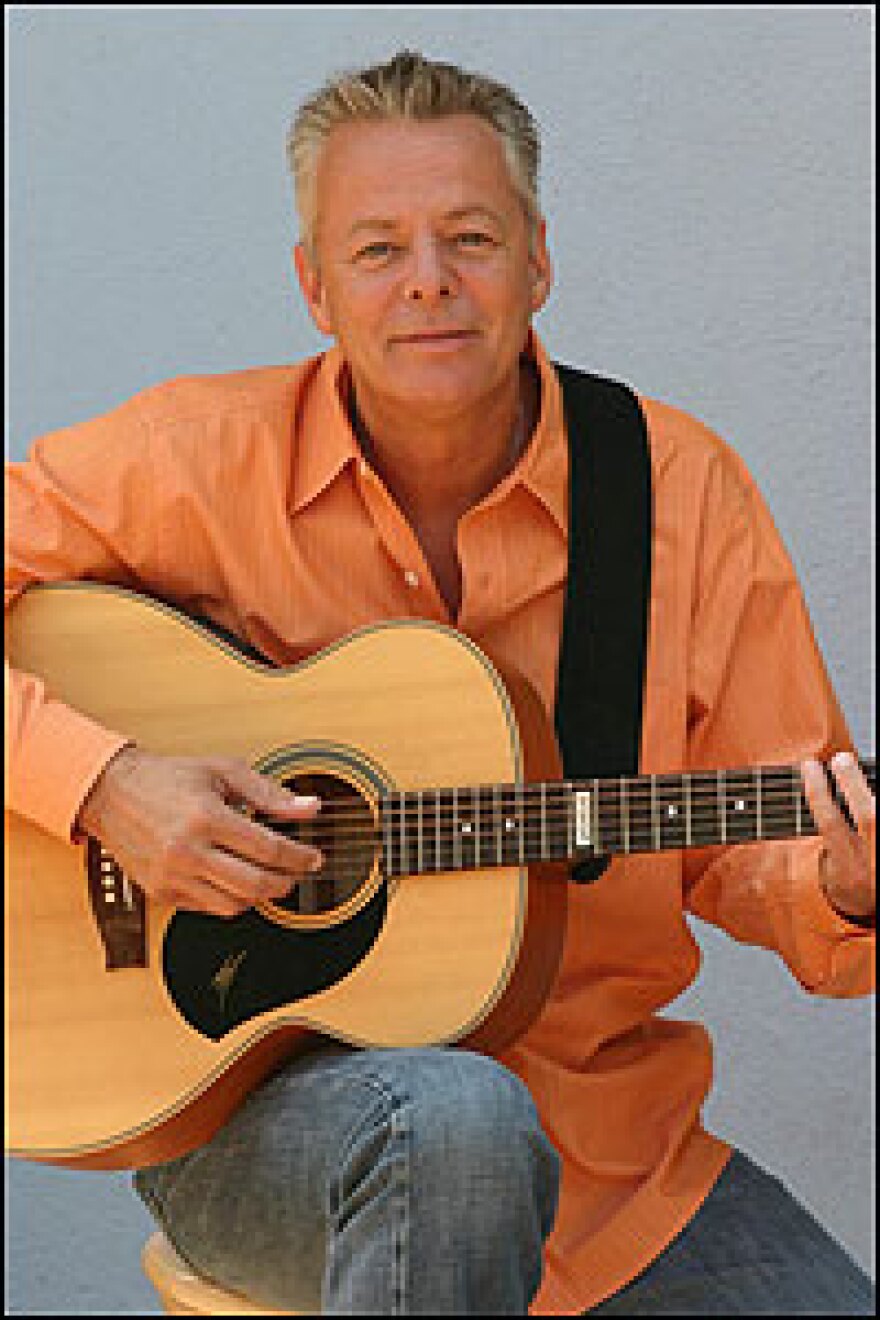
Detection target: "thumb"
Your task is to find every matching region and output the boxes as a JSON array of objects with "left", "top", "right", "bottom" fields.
[{"left": 211, "top": 759, "right": 321, "bottom": 818}]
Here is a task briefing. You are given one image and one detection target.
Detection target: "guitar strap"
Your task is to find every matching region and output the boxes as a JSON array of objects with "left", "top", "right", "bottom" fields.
[{"left": 552, "top": 362, "right": 653, "bottom": 883}]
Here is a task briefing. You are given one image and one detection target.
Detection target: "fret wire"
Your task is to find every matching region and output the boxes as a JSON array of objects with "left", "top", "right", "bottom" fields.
[
  {"left": 651, "top": 774, "right": 659, "bottom": 851},
  {"left": 494, "top": 783, "right": 502, "bottom": 865},
  {"left": 592, "top": 778, "right": 600, "bottom": 853},
  {"left": 452, "top": 787, "right": 460, "bottom": 871},
  {"left": 755, "top": 767, "right": 762, "bottom": 839},
  {"left": 566, "top": 782, "right": 574, "bottom": 858},
  {"left": 620, "top": 776, "right": 629, "bottom": 854},
  {"left": 435, "top": 788, "right": 442, "bottom": 872},
  {"left": 718, "top": 770, "right": 726, "bottom": 844},
  {"left": 540, "top": 782, "right": 547, "bottom": 859},
  {"left": 473, "top": 784, "right": 480, "bottom": 869},
  {"left": 384, "top": 795, "right": 392, "bottom": 875}
]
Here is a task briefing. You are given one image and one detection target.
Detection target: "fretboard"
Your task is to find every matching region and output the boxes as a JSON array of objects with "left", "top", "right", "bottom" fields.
[{"left": 380, "top": 758, "right": 876, "bottom": 878}]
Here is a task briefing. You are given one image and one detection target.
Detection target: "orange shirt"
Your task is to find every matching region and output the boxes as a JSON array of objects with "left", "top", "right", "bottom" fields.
[{"left": 5, "top": 334, "right": 874, "bottom": 1313}]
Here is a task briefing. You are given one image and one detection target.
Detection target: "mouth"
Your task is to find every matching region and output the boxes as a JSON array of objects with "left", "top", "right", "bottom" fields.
[{"left": 390, "top": 329, "right": 477, "bottom": 346}]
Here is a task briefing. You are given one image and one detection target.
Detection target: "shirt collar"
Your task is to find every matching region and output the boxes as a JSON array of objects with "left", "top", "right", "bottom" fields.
[
  {"left": 290, "top": 332, "right": 569, "bottom": 535},
  {"left": 289, "top": 346, "right": 361, "bottom": 515},
  {"left": 515, "top": 329, "right": 568, "bottom": 534}
]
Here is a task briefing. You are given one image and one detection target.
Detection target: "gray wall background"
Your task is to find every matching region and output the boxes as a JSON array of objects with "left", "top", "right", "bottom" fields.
[{"left": 6, "top": 6, "right": 874, "bottom": 1313}]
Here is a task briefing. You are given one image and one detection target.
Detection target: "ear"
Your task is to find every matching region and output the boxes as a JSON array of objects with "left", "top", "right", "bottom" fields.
[
  {"left": 528, "top": 217, "right": 554, "bottom": 315},
  {"left": 293, "top": 243, "right": 335, "bottom": 337}
]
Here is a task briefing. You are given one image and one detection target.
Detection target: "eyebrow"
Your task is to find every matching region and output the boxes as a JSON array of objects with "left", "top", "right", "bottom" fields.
[{"left": 345, "top": 206, "right": 506, "bottom": 241}]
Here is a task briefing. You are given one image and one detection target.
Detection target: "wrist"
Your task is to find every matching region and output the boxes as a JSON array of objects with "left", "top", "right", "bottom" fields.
[{"left": 75, "top": 742, "right": 139, "bottom": 837}]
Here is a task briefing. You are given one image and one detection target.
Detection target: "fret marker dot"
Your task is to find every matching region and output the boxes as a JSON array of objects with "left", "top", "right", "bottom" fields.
[
  {"left": 461, "top": 822, "right": 472, "bottom": 835},
  {"left": 667, "top": 805, "right": 677, "bottom": 818},
  {"left": 505, "top": 819, "right": 515, "bottom": 832},
  {"left": 735, "top": 799, "right": 745, "bottom": 812}
]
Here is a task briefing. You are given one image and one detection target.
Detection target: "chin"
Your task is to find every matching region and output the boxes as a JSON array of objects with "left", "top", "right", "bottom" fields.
[{"left": 383, "top": 351, "right": 509, "bottom": 409}]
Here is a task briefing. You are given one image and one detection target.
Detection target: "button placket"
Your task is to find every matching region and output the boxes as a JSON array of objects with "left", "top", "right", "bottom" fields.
[{"left": 355, "top": 469, "right": 446, "bottom": 616}]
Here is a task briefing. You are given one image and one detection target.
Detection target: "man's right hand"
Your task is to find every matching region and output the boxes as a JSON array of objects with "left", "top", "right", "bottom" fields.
[{"left": 75, "top": 746, "right": 323, "bottom": 918}]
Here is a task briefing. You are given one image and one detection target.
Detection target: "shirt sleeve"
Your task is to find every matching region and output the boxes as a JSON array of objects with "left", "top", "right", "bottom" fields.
[
  {"left": 681, "top": 438, "right": 874, "bottom": 998},
  {"left": 5, "top": 399, "right": 157, "bottom": 842}
]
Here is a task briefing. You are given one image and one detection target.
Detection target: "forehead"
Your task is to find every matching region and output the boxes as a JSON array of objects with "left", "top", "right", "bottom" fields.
[{"left": 315, "top": 114, "right": 521, "bottom": 231}]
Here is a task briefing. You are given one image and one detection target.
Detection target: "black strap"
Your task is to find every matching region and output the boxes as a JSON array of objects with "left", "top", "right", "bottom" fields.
[{"left": 552, "top": 362, "right": 653, "bottom": 883}]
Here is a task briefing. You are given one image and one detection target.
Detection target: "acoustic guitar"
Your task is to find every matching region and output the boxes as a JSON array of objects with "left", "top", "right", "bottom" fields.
[{"left": 5, "top": 583, "right": 874, "bottom": 1171}]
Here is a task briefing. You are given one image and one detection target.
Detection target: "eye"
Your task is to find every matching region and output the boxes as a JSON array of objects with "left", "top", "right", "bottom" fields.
[
  {"left": 454, "top": 231, "right": 495, "bottom": 249},
  {"left": 354, "top": 241, "right": 397, "bottom": 263}
]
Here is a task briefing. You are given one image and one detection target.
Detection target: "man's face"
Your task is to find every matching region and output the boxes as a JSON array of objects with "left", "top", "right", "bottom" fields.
[{"left": 294, "top": 114, "right": 553, "bottom": 419}]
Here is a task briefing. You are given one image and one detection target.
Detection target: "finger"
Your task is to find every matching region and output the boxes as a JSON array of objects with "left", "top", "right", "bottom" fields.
[
  {"left": 211, "top": 759, "right": 321, "bottom": 820},
  {"left": 207, "top": 802, "right": 324, "bottom": 876},
  {"left": 829, "top": 752, "right": 877, "bottom": 837},
  {"left": 192, "top": 843, "right": 302, "bottom": 908},
  {"left": 801, "top": 759, "right": 853, "bottom": 848},
  {"left": 155, "top": 873, "right": 249, "bottom": 920},
  {"left": 187, "top": 883, "right": 246, "bottom": 920}
]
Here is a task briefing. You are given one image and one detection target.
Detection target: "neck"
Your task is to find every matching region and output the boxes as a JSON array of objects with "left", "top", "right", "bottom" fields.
[
  {"left": 349, "top": 361, "right": 539, "bottom": 528},
  {"left": 378, "top": 757, "right": 876, "bottom": 877}
]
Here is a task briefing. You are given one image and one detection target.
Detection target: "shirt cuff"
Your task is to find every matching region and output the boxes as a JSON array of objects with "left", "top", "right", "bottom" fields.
[{"left": 7, "top": 696, "right": 132, "bottom": 844}]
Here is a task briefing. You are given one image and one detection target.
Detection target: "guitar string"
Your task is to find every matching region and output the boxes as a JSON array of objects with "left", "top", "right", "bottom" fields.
[
  {"left": 255, "top": 772, "right": 874, "bottom": 838},
  {"left": 272, "top": 804, "right": 829, "bottom": 900},
  {"left": 260, "top": 782, "right": 869, "bottom": 893},
  {"left": 262, "top": 760, "right": 875, "bottom": 829},
  {"left": 260, "top": 793, "right": 872, "bottom": 846},
  {"left": 263, "top": 806, "right": 835, "bottom": 873},
  {"left": 262, "top": 770, "right": 875, "bottom": 891}
]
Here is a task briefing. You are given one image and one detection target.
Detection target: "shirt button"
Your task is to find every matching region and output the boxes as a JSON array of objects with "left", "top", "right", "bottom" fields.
[{"left": 404, "top": 570, "right": 420, "bottom": 589}]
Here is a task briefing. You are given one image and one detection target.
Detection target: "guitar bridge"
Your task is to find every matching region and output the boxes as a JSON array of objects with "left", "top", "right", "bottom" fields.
[{"left": 86, "top": 840, "right": 147, "bottom": 969}]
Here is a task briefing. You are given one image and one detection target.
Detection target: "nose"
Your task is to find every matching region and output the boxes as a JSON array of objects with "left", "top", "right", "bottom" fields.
[{"left": 403, "top": 235, "right": 455, "bottom": 303}]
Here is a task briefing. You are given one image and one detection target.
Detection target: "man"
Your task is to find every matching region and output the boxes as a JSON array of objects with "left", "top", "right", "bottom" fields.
[{"left": 6, "top": 50, "right": 875, "bottom": 1315}]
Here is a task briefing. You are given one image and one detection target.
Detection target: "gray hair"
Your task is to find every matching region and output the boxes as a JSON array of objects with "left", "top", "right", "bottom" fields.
[{"left": 287, "top": 49, "right": 541, "bottom": 262}]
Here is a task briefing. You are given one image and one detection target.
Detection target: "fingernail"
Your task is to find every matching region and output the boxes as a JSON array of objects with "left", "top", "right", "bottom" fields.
[
  {"left": 832, "top": 751, "right": 854, "bottom": 771},
  {"left": 297, "top": 795, "right": 320, "bottom": 808},
  {"left": 310, "top": 852, "right": 323, "bottom": 871}
]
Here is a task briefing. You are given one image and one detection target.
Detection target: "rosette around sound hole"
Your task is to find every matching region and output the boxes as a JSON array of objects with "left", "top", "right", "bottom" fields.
[{"left": 256, "top": 771, "right": 380, "bottom": 925}]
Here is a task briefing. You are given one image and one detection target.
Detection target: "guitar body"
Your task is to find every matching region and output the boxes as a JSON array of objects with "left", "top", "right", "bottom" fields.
[{"left": 6, "top": 584, "right": 567, "bottom": 1169}]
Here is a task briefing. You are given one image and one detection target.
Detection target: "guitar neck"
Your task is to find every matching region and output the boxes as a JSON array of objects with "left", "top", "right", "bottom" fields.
[{"left": 380, "top": 757, "right": 876, "bottom": 877}]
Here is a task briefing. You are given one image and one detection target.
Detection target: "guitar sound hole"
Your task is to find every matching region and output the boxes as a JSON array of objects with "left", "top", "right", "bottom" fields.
[{"left": 258, "top": 772, "right": 378, "bottom": 918}]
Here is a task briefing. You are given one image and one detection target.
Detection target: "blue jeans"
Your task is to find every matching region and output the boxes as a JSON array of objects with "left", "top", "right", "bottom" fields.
[
  {"left": 134, "top": 1045, "right": 560, "bottom": 1313},
  {"left": 588, "top": 1149, "right": 875, "bottom": 1316},
  {"left": 133, "top": 1045, "right": 874, "bottom": 1314}
]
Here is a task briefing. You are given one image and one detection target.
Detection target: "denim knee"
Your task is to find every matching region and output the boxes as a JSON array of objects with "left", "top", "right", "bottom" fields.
[
  {"left": 335, "top": 1048, "right": 561, "bottom": 1309},
  {"left": 413, "top": 1049, "right": 559, "bottom": 1235}
]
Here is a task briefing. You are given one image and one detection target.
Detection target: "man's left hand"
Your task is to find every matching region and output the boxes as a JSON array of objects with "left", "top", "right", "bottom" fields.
[{"left": 802, "top": 753, "right": 876, "bottom": 925}]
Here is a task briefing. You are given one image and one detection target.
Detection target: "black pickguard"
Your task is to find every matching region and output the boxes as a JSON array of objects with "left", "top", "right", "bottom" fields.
[{"left": 162, "top": 882, "right": 387, "bottom": 1040}]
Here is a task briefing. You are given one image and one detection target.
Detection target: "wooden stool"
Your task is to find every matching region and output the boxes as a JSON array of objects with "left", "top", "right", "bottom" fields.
[{"left": 142, "top": 1231, "right": 293, "bottom": 1315}]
